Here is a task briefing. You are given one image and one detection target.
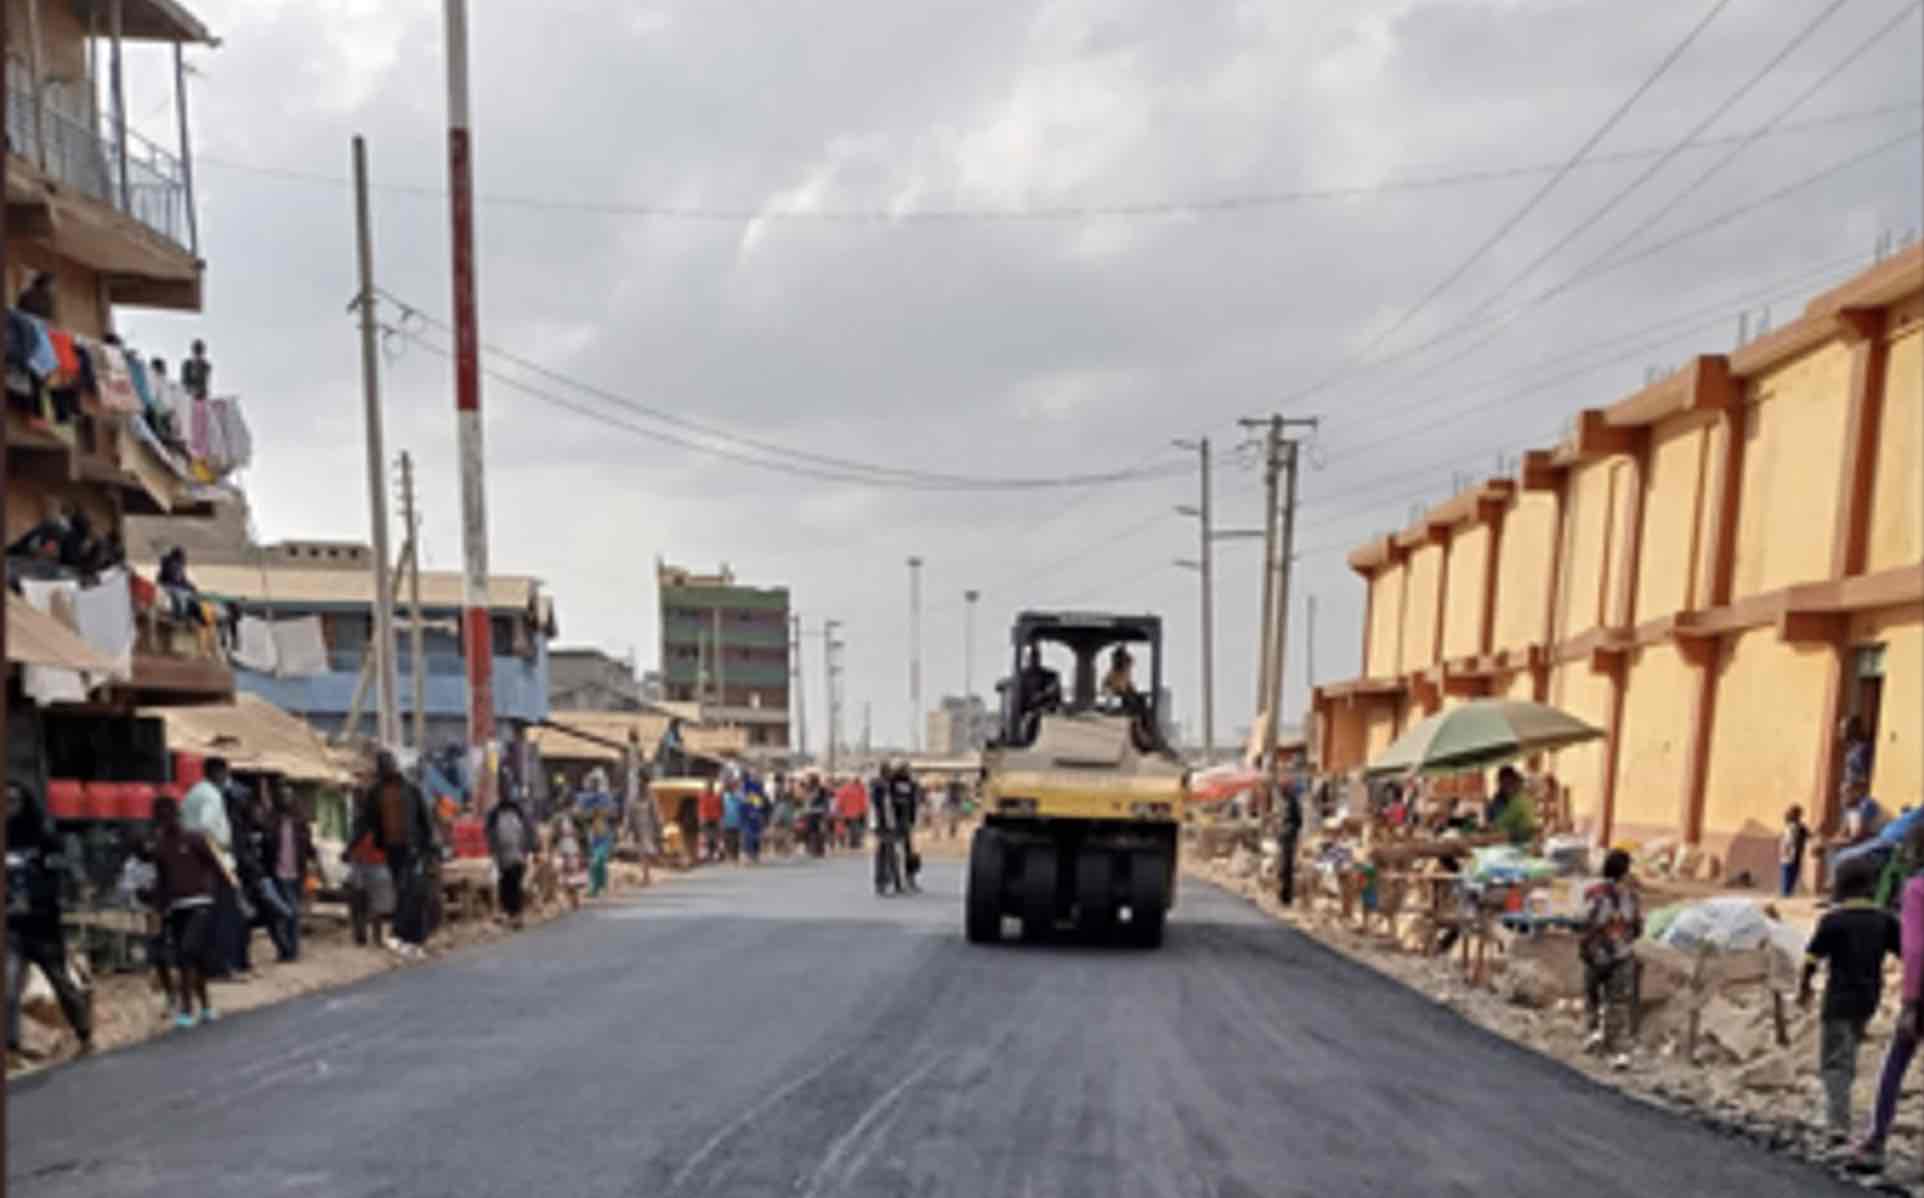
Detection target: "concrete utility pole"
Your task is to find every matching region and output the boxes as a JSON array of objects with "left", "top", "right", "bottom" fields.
[
  {"left": 398, "top": 451, "right": 426, "bottom": 750},
  {"left": 907, "top": 556, "right": 924, "bottom": 751},
  {"left": 823, "top": 620, "right": 843, "bottom": 773},
  {"left": 962, "top": 589, "right": 980, "bottom": 697},
  {"left": 1173, "top": 437, "right": 1216, "bottom": 761},
  {"left": 352, "top": 136, "right": 400, "bottom": 750},
  {"left": 790, "top": 613, "right": 807, "bottom": 758},
  {"left": 1240, "top": 415, "right": 1319, "bottom": 762},
  {"left": 442, "top": 0, "right": 496, "bottom": 809}
]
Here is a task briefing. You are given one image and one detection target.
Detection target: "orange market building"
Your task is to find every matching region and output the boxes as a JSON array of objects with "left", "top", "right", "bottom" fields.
[{"left": 1312, "top": 248, "right": 1922, "bottom": 886}]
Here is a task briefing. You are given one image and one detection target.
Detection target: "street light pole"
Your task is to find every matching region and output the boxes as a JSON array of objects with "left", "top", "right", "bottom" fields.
[
  {"left": 1173, "top": 438, "right": 1214, "bottom": 761},
  {"left": 963, "top": 589, "right": 981, "bottom": 750},
  {"left": 907, "top": 556, "right": 924, "bottom": 751}
]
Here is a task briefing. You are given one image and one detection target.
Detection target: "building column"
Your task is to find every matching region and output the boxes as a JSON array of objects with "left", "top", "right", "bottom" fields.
[
  {"left": 1681, "top": 356, "right": 1743, "bottom": 846},
  {"left": 1809, "top": 309, "right": 1891, "bottom": 831}
]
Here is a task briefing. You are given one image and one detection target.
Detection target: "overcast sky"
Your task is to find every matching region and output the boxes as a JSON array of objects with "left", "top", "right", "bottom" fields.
[{"left": 118, "top": 0, "right": 1921, "bottom": 753}]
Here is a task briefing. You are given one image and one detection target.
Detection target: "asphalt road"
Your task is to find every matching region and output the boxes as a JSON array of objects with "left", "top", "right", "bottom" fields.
[{"left": 8, "top": 853, "right": 1857, "bottom": 1197}]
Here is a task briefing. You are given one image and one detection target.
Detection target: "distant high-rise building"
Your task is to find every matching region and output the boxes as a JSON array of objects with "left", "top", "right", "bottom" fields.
[
  {"left": 657, "top": 560, "right": 791, "bottom": 749},
  {"left": 925, "top": 694, "right": 994, "bottom": 756}
]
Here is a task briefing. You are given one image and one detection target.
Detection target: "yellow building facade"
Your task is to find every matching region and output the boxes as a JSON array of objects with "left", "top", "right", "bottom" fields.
[{"left": 1314, "top": 249, "right": 1923, "bottom": 885}]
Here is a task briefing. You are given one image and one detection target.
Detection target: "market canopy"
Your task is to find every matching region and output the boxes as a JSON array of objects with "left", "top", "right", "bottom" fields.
[
  {"left": 1364, "top": 699, "right": 1603, "bottom": 778},
  {"left": 141, "top": 692, "right": 350, "bottom": 784},
  {"left": 532, "top": 710, "right": 747, "bottom": 765}
]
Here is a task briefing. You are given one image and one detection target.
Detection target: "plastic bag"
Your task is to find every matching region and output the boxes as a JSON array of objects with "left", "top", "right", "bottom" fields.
[{"left": 1653, "top": 895, "right": 1773, "bottom": 953}]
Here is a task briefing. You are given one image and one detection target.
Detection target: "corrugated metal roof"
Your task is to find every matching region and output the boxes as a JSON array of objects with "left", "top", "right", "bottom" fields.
[{"left": 141, "top": 693, "right": 349, "bottom": 783}]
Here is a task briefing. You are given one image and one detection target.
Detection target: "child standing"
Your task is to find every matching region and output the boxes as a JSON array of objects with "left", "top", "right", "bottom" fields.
[
  {"left": 1801, "top": 855, "right": 1900, "bottom": 1144},
  {"left": 1580, "top": 849, "right": 1643, "bottom": 1068},
  {"left": 148, "top": 796, "right": 223, "bottom": 1029},
  {"left": 1780, "top": 806, "right": 1810, "bottom": 897}
]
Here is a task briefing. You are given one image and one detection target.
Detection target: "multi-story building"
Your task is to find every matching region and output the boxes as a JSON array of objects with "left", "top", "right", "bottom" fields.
[
  {"left": 1313, "top": 249, "right": 1922, "bottom": 886},
  {"left": 549, "top": 646, "right": 642, "bottom": 712},
  {"left": 163, "top": 540, "right": 555, "bottom": 748},
  {"left": 657, "top": 560, "right": 790, "bottom": 748},
  {"left": 4, "top": 3, "right": 248, "bottom": 813},
  {"left": 925, "top": 694, "right": 993, "bottom": 756}
]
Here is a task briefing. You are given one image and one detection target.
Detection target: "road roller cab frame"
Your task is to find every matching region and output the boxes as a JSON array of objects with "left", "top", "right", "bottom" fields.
[{"left": 967, "top": 611, "right": 1185, "bottom": 947}]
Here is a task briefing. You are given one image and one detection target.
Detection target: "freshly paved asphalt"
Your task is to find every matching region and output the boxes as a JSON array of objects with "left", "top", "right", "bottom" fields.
[{"left": 8, "top": 852, "right": 1857, "bottom": 1197}]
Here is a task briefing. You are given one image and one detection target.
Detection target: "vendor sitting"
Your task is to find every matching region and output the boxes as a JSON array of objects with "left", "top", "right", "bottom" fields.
[{"left": 1486, "top": 765, "right": 1536, "bottom": 846}]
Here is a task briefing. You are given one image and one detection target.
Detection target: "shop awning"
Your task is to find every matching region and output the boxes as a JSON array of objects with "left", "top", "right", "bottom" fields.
[
  {"left": 141, "top": 693, "right": 351, "bottom": 784},
  {"left": 7, "top": 595, "right": 115, "bottom": 675}
]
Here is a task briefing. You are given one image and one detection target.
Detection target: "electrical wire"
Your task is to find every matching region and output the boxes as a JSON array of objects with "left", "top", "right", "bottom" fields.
[
  {"left": 1279, "top": 125, "right": 1919, "bottom": 405},
  {"left": 1279, "top": 0, "right": 1736, "bottom": 407},
  {"left": 377, "top": 296, "right": 1186, "bottom": 492},
  {"left": 189, "top": 101, "right": 1916, "bottom": 223},
  {"left": 1488, "top": 2, "right": 1923, "bottom": 327},
  {"left": 1451, "top": 0, "right": 1872, "bottom": 331}
]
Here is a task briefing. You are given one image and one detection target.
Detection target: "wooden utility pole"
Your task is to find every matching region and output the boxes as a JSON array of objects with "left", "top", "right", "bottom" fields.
[
  {"left": 3, "top": 0, "right": 14, "bottom": 1154},
  {"left": 399, "top": 451, "right": 426, "bottom": 750},
  {"left": 353, "top": 136, "right": 400, "bottom": 749}
]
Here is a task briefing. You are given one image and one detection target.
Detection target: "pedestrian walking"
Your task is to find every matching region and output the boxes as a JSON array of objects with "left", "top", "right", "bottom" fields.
[
  {"left": 698, "top": 780, "right": 723, "bottom": 863},
  {"left": 263, "top": 785, "right": 316, "bottom": 962},
  {"left": 486, "top": 791, "right": 533, "bottom": 928},
  {"left": 6, "top": 784, "right": 91, "bottom": 1056},
  {"left": 588, "top": 811, "right": 613, "bottom": 898},
  {"left": 1278, "top": 778, "right": 1304, "bottom": 907},
  {"left": 145, "top": 796, "right": 221, "bottom": 1029},
  {"left": 233, "top": 781, "right": 294, "bottom": 964},
  {"left": 1801, "top": 853, "right": 1900, "bottom": 1144},
  {"left": 1846, "top": 818, "right": 1924, "bottom": 1174},
  {"left": 181, "top": 757, "right": 246, "bottom": 978},
  {"left": 888, "top": 764, "right": 922, "bottom": 892},
  {"left": 348, "top": 751, "right": 437, "bottom": 959},
  {"left": 721, "top": 776, "right": 744, "bottom": 863},
  {"left": 1580, "top": 848, "right": 1642, "bottom": 1069}
]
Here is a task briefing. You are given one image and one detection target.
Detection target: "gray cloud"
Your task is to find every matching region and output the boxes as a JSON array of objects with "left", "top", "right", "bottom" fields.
[{"left": 119, "top": 0, "right": 1921, "bottom": 750}]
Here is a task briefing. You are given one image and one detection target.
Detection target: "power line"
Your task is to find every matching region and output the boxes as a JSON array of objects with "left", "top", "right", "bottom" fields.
[
  {"left": 1282, "top": 0, "right": 1736, "bottom": 405},
  {"left": 1280, "top": 124, "right": 1919, "bottom": 406},
  {"left": 190, "top": 101, "right": 1917, "bottom": 223},
  {"left": 377, "top": 295, "right": 1186, "bottom": 492},
  {"left": 1451, "top": 0, "right": 1862, "bottom": 330},
  {"left": 1494, "top": 2, "right": 1922, "bottom": 321}
]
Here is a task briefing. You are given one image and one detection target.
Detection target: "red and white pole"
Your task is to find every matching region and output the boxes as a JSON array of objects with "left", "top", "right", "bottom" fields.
[{"left": 444, "top": 0, "right": 496, "bottom": 810}]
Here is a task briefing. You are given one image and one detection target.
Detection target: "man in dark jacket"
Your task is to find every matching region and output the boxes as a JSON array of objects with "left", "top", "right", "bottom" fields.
[
  {"left": 348, "top": 752, "right": 437, "bottom": 957},
  {"left": 1278, "top": 778, "right": 1304, "bottom": 907},
  {"left": 225, "top": 776, "right": 292, "bottom": 965},
  {"left": 7, "top": 783, "right": 90, "bottom": 1056},
  {"left": 887, "top": 764, "right": 922, "bottom": 893}
]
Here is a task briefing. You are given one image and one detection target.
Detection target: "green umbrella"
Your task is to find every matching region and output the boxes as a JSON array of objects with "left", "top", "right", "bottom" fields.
[{"left": 1364, "top": 699, "right": 1603, "bottom": 778}]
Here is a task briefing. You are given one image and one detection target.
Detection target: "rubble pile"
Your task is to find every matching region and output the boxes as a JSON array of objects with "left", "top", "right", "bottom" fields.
[{"left": 1189, "top": 854, "right": 1924, "bottom": 1187}]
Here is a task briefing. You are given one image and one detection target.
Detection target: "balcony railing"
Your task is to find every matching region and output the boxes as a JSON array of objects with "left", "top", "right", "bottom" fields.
[{"left": 5, "top": 59, "right": 192, "bottom": 251}]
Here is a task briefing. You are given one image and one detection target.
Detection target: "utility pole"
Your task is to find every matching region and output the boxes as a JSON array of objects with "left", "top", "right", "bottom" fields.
[
  {"left": 442, "top": 0, "right": 496, "bottom": 809},
  {"left": 398, "top": 451, "right": 426, "bottom": 750},
  {"left": 790, "top": 613, "right": 807, "bottom": 758},
  {"left": 1305, "top": 593, "right": 1317, "bottom": 696},
  {"left": 352, "top": 135, "right": 400, "bottom": 750},
  {"left": 1173, "top": 437, "right": 1216, "bottom": 761},
  {"left": 1239, "top": 415, "right": 1319, "bottom": 762},
  {"left": 862, "top": 702, "right": 872, "bottom": 758},
  {"left": 823, "top": 619, "right": 843, "bottom": 773},
  {"left": 3, "top": 0, "right": 16, "bottom": 1138},
  {"left": 963, "top": 588, "right": 980, "bottom": 688},
  {"left": 907, "top": 556, "right": 924, "bottom": 751}
]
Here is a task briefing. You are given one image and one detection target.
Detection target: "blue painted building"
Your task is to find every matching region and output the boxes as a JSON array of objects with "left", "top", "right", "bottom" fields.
[{"left": 176, "top": 541, "right": 554, "bottom": 748}]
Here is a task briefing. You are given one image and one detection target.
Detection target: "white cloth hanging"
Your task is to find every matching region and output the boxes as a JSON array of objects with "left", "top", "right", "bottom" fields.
[
  {"left": 270, "top": 616, "right": 329, "bottom": 678},
  {"left": 70, "top": 568, "right": 134, "bottom": 680},
  {"left": 233, "top": 615, "right": 279, "bottom": 674}
]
